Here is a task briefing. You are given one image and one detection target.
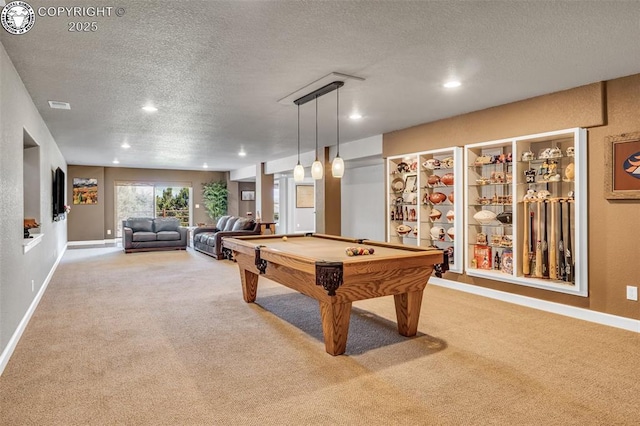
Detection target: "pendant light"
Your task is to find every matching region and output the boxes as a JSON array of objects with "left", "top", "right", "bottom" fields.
[
  {"left": 311, "top": 96, "right": 324, "bottom": 180},
  {"left": 331, "top": 86, "right": 344, "bottom": 178},
  {"left": 293, "top": 103, "right": 305, "bottom": 182}
]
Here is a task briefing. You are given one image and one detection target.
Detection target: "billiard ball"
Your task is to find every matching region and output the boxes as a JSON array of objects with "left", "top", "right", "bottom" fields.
[{"left": 282, "top": 236, "right": 288, "bottom": 241}]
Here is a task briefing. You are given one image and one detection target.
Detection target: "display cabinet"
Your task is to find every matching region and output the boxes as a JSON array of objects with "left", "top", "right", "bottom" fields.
[
  {"left": 464, "top": 128, "right": 587, "bottom": 296},
  {"left": 417, "top": 148, "right": 463, "bottom": 273},
  {"left": 387, "top": 148, "right": 463, "bottom": 273},
  {"left": 387, "top": 154, "right": 420, "bottom": 246}
]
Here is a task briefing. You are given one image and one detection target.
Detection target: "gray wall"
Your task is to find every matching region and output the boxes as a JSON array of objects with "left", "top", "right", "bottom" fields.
[
  {"left": 341, "top": 161, "right": 385, "bottom": 241},
  {"left": 0, "top": 44, "right": 67, "bottom": 360}
]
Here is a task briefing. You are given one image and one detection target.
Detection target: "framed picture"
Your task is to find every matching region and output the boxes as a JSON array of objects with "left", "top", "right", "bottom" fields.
[
  {"left": 73, "top": 178, "right": 98, "bottom": 204},
  {"left": 605, "top": 132, "right": 640, "bottom": 199},
  {"left": 241, "top": 190, "right": 255, "bottom": 201},
  {"left": 296, "top": 185, "right": 314, "bottom": 208},
  {"left": 404, "top": 175, "right": 417, "bottom": 193}
]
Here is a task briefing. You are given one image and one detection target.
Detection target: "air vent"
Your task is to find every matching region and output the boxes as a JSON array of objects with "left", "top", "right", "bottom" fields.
[{"left": 48, "top": 100, "right": 71, "bottom": 110}]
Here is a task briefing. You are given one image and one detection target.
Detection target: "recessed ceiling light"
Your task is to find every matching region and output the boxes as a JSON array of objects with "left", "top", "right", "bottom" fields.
[
  {"left": 349, "top": 113, "right": 362, "bottom": 120},
  {"left": 238, "top": 151, "right": 246, "bottom": 157},
  {"left": 142, "top": 105, "right": 158, "bottom": 112},
  {"left": 121, "top": 142, "right": 131, "bottom": 149},
  {"left": 48, "top": 100, "right": 71, "bottom": 110},
  {"left": 112, "top": 159, "right": 120, "bottom": 164},
  {"left": 203, "top": 163, "right": 208, "bottom": 169},
  {"left": 443, "top": 80, "right": 461, "bottom": 89}
]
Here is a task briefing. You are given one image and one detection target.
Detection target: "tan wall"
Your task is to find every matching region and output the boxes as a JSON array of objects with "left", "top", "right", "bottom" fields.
[
  {"left": 586, "top": 74, "right": 640, "bottom": 320},
  {"left": 67, "top": 166, "right": 105, "bottom": 241},
  {"left": 383, "top": 75, "right": 640, "bottom": 320},
  {"left": 314, "top": 147, "right": 342, "bottom": 235},
  {"left": 67, "top": 166, "right": 225, "bottom": 240},
  {"left": 384, "top": 82, "right": 604, "bottom": 156},
  {"left": 238, "top": 181, "right": 256, "bottom": 216},
  {"left": 324, "top": 149, "right": 342, "bottom": 235}
]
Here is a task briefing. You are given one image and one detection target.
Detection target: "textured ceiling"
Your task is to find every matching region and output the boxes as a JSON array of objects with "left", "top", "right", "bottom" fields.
[{"left": 2, "top": 1, "right": 640, "bottom": 171}]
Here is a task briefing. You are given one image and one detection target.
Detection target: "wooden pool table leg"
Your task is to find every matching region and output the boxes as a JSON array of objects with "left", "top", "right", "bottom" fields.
[
  {"left": 394, "top": 289, "right": 424, "bottom": 336},
  {"left": 240, "top": 268, "right": 259, "bottom": 303},
  {"left": 319, "top": 301, "right": 352, "bottom": 356}
]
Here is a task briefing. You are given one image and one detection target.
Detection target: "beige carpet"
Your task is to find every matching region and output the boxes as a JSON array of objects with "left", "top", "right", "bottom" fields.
[{"left": 1, "top": 247, "right": 638, "bottom": 425}]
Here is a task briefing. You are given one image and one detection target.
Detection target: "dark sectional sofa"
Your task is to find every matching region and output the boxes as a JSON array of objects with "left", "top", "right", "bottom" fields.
[
  {"left": 193, "top": 215, "right": 260, "bottom": 259},
  {"left": 122, "top": 217, "right": 188, "bottom": 253}
]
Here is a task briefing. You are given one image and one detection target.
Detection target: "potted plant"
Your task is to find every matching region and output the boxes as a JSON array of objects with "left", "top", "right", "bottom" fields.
[{"left": 202, "top": 180, "right": 229, "bottom": 222}]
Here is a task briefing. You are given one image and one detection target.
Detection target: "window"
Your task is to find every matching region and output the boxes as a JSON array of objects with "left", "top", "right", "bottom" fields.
[{"left": 115, "top": 182, "right": 192, "bottom": 238}]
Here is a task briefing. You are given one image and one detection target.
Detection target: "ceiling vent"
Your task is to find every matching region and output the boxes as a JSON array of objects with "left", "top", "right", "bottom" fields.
[{"left": 48, "top": 100, "right": 71, "bottom": 110}]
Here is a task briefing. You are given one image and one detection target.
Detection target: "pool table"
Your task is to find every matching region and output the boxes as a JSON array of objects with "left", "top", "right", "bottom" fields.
[{"left": 222, "top": 233, "right": 443, "bottom": 355}]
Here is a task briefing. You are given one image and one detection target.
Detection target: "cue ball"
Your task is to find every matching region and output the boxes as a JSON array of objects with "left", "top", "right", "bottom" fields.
[{"left": 282, "top": 236, "right": 288, "bottom": 241}]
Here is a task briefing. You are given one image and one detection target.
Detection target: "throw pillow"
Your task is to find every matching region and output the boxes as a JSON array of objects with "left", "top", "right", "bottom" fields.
[
  {"left": 216, "top": 215, "right": 231, "bottom": 230},
  {"left": 232, "top": 218, "right": 250, "bottom": 231},
  {"left": 224, "top": 217, "right": 239, "bottom": 231},
  {"left": 127, "top": 218, "right": 153, "bottom": 233},
  {"left": 154, "top": 218, "right": 180, "bottom": 232}
]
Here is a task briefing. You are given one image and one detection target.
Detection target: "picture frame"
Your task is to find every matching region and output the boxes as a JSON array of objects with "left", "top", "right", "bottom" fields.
[
  {"left": 404, "top": 175, "right": 417, "bottom": 193},
  {"left": 604, "top": 132, "right": 640, "bottom": 199},
  {"left": 72, "top": 177, "right": 98, "bottom": 204},
  {"left": 296, "top": 185, "right": 314, "bottom": 208},
  {"left": 241, "top": 190, "right": 255, "bottom": 201}
]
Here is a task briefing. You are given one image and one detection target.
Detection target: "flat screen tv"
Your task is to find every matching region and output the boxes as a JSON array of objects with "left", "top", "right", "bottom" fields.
[{"left": 52, "top": 167, "right": 65, "bottom": 218}]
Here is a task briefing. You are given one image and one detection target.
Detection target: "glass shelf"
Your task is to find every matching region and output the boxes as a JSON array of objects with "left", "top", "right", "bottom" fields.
[
  {"left": 464, "top": 127, "right": 587, "bottom": 296},
  {"left": 519, "top": 155, "right": 573, "bottom": 164},
  {"left": 388, "top": 148, "right": 463, "bottom": 274},
  {"left": 470, "top": 183, "right": 512, "bottom": 187}
]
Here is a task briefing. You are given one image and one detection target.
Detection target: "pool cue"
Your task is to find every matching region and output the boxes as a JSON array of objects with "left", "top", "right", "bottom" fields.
[
  {"left": 542, "top": 199, "right": 549, "bottom": 278},
  {"left": 549, "top": 199, "right": 558, "bottom": 279},
  {"left": 565, "top": 200, "right": 574, "bottom": 283},
  {"left": 534, "top": 200, "right": 543, "bottom": 278},
  {"left": 522, "top": 200, "right": 530, "bottom": 276},
  {"left": 558, "top": 199, "right": 566, "bottom": 281}
]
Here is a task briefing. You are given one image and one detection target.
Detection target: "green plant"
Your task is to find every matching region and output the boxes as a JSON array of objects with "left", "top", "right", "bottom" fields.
[{"left": 202, "top": 180, "right": 229, "bottom": 221}]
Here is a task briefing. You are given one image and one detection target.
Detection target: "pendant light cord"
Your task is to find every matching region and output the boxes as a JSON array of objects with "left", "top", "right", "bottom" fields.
[
  {"left": 315, "top": 96, "right": 318, "bottom": 161},
  {"left": 297, "top": 104, "right": 300, "bottom": 164},
  {"left": 336, "top": 87, "right": 340, "bottom": 156}
]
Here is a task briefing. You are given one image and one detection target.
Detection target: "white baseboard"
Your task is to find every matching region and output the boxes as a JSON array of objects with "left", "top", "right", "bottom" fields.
[
  {"left": 0, "top": 244, "right": 67, "bottom": 375},
  {"left": 68, "top": 239, "right": 117, "bottom": 247},
  {"left": 429, "top": 277, "right": 640, "bottom": 333}
]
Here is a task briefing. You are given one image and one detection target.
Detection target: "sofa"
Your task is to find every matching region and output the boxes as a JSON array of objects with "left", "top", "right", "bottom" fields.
[
  {"left": 193, "top": 215, "right": 260, "bottom": 259},
  {"left": 122, "top": 217, "right": 188, "bottom": 253}
]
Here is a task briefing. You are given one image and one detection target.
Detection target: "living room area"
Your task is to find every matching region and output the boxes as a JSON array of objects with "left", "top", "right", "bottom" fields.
[{"left": 2, "top": 1, "right": 640, "bottom": 424}]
